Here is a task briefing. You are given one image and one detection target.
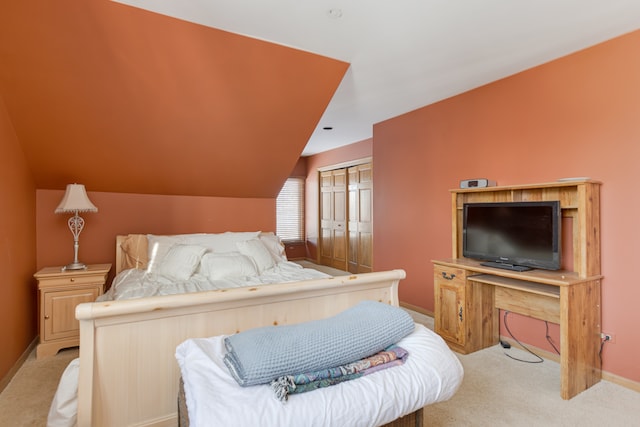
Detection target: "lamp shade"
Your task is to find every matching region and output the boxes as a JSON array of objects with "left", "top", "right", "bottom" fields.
[{"left": 55, "top": 184, "right": 98, "bottom": 213}]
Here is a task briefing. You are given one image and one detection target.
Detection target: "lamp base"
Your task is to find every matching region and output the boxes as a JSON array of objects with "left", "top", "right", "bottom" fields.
[{"left": 62, "top": 262, "right": 88, "bottom": 271}]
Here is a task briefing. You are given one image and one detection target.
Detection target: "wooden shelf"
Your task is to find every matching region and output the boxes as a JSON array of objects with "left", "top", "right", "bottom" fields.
[
  {"left": 468, "top": 274, "right": 560, "bottom": 298},
  {"left": 432, "top": 258, "right": 600, "bottom": 287},
  {"left": 450, "top": 179, "right": 601, "bottom": 278},
  {"left": 452, "top": 179, "right": 602, "bottom": 193}
]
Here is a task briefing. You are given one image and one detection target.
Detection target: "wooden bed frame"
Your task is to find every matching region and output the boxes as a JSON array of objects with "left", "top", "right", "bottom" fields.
[{"left": 74, "top": 236, "right": 408, "bottom": 426}]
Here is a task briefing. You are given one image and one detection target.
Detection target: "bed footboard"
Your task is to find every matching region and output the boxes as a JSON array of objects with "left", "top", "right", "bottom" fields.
[{"left": 76, "top": 269, "right": 406, "bottom": 427}]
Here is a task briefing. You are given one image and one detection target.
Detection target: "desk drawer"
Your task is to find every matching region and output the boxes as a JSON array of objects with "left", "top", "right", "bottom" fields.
[{"left": 434, "top": 265, "right": 466, "bottom": 285}]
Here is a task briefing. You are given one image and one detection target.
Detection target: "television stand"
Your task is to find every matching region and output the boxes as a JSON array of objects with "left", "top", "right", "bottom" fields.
[
  {"left": 433, "top": 258, "right": 601, "bottom": 400},
  {"left": 480, "top": 261, "right": 531, "bottom": 272},
  {"left": 434, "top": 179, "right": 602, "bottom": 400}
]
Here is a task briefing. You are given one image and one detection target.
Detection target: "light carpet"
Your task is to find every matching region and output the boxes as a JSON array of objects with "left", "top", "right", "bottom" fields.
[
  {"left": 423, "top": 344, "right": 640, "bottom": 426},
  {"left": 0, "top": 347, "right": 78, "bottom": 427}
]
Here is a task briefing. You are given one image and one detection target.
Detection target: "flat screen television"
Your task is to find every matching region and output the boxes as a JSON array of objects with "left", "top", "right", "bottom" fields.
[{"left": 462, "top": 201, "right": 561, "bottom": 271}]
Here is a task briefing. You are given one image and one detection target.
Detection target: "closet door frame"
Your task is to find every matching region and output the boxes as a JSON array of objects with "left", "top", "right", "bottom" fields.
[{"left": 318, "top": 157, "right": 373, "bottom": 271}]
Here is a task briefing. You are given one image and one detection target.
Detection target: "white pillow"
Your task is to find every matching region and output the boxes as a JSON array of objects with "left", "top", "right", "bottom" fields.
[
  {"left": 146, "top": 235, "right": 186, "bottom": 274},
  {"left": 182, "top": 231, "right": 261, "bottom": 253},
  {"left": 157, "top": 244, "right": 208, "bottom": 281},
  {"left": 200, "top": 253, "right": 258, "bottom": 280},
  {"left": 259, "top": 232, "right": 288, "bottom": 262},
  {"left": 236, "top": 239, "right": 276, "bottom": 273}
]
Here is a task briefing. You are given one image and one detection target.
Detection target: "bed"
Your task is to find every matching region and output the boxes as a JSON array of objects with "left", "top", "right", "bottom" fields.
[{"left": 47, "top": 232, "right": 462, "bottom": 427}]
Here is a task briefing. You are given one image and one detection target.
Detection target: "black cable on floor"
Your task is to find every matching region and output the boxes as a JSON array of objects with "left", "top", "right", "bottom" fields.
[
  {"left": 502, "top": 311, "right": 543, "bottom": 363},
  {"left": 545, "top": 321, "right": 560, "bottom": 354}
]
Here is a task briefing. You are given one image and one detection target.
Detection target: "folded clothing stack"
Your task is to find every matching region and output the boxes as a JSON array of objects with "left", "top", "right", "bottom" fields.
[
  {"left": 270, "top": 344, "right": 409, "bottom": 401},
  {"left": 223, "top": 300, "right": 415, "bottom": 387}
]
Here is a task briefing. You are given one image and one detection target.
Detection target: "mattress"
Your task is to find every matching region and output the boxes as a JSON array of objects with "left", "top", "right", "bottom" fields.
[{"left": 175, "top": 323, "right": 463, "bottom": 427}]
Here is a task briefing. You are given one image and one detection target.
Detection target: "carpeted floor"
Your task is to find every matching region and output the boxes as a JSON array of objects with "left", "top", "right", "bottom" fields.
[
  {"left": 423, "top": 344, "right": 640, "bottom": 426},
  {"left": 0, "top": 347, "right": 78, "bottom": 427},
  {"left": 1, "top": 309, "right": 638, "bottom": 426}
]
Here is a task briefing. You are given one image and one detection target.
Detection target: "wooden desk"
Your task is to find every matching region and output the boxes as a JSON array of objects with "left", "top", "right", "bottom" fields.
[{"left": 433, "top": 258, "right": 601, "bottom": 400}]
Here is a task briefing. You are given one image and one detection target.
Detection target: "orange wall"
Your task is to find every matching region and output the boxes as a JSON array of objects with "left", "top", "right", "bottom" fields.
[
  {"left": 305, "top": 139, "right": 373, "bottom": 260},
  {"left": 373, "top": 30, "right": 640, "bottom": 382},
  {"left": 0, "top": 95, "right": 37, "bottom": 382},
  {"left": 289, "top": 157, "right": 308, "bottom": 177},
  {"left": 36, "top": 190, "right": 276, "bottom": 283}
]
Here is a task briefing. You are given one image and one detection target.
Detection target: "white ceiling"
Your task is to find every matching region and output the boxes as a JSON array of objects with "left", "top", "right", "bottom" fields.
[{"left": 112, "top": 0, "right": 640, "bottom": 156}]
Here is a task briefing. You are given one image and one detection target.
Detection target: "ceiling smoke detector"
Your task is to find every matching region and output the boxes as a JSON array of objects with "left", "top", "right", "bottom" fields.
[{"left": 327, "top": 8, "right": 343, "bottom": 19}]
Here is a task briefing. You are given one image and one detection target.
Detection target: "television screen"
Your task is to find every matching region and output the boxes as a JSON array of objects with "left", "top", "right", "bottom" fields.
[{"left": 463, "top": 201, "right": 561, "bottom": 271}]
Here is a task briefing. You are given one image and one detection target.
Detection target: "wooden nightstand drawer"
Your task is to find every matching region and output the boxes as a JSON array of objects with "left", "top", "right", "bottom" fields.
[
  {"left": 35, "top": 263, "right": 111, "bottom": 288},
  {"left": 36, "top": 273, "right": 105, "bottom": 288}
]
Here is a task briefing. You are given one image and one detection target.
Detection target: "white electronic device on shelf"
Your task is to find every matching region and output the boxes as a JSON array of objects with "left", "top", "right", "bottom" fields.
[{"left": 459, "top": 178, "right": 496, "bottom": 189}]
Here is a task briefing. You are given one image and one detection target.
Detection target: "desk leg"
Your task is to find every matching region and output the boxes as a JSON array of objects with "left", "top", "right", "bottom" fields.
[
  {"left": 465, "top": 280, "right": 499, "bottom": 352},
  {"left": 560, "top": 279, "right": 602, "bottom": 399}
]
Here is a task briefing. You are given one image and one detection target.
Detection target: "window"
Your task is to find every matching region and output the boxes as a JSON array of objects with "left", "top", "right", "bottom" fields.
[{"left": 276, "top": 177, "right": 304, "bottom": 242}]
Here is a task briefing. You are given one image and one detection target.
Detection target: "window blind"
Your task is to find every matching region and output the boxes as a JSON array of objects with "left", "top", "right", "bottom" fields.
[{"left": 276, "top": 177, "right": 304, "bottom": 242}]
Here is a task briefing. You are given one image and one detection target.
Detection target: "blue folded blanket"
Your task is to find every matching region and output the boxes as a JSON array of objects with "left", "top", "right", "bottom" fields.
[{"left": 223, "top": 300, "right": 415, "bottom": 386}]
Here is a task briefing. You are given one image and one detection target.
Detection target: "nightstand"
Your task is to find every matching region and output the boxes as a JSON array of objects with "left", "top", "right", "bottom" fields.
[{"left": 34, "top": 263, "right": 111, "bottom": 359}]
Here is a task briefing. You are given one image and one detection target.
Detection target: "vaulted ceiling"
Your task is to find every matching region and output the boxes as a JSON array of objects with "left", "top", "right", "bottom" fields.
[
  {"left": 0, "top": 1, "right": 348, "bottom": 197},
  {"left": 2, "top": 1, "right": 640, "bottom": 198}
]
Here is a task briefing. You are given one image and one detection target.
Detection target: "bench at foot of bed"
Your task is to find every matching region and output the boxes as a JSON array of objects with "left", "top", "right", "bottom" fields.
[{"left": 177, "top": 377, "right": 424, "bottom": 427}]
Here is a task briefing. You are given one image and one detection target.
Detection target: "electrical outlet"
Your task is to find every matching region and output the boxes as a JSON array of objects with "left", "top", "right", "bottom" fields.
[{"left": 601, "top": 332, "right": 616, "bottom": 343}]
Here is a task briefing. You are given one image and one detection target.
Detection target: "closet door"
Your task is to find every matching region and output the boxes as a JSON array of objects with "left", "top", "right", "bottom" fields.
[
  {"left": 319, "top": 169, "right": 348, "bottom": 270},
  {"left": 348, "top": 163, "right": 373, "bottom": 273}
]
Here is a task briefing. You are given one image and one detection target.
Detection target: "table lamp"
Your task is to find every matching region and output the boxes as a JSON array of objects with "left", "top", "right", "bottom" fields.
[{"left": 55, "top": 184, "right": 98, "bottom": 270}]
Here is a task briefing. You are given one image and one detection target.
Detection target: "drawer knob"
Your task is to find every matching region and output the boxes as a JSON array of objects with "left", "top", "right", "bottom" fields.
[
  {"left": 70, "top": 278, "right": 75, "bottom": 282},
  {"left": 44, "top": 315, "right": 50, "bottom": 320},
  {"left": 441, "top": 272, "right": 456, "bottom": 280}
]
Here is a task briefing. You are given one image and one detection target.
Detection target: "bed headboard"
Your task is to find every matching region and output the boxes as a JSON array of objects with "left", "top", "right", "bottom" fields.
[
  {"left": 115, "top": 234, "right": 148, "bottom": 274},
  {"left": 115, "top": 232, "right": 288, "bottom": 275}
]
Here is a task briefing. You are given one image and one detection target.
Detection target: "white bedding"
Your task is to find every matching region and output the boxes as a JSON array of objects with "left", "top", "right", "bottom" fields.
[
  {"left": 176, "top": 323, "right": 463, "bottom": 427},
  {"left": 98, "top": 260, "right": 331, "bottom": 301}
]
